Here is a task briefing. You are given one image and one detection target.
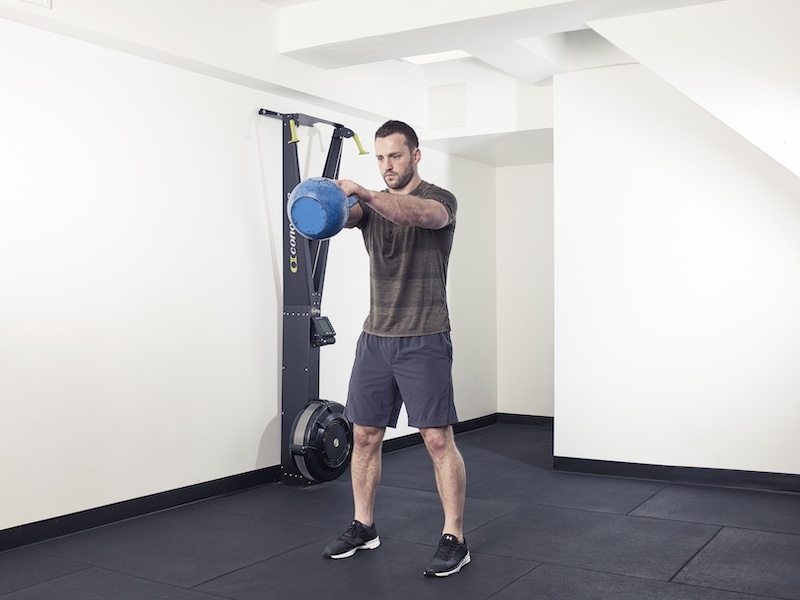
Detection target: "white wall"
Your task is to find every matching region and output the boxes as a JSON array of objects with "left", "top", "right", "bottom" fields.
[
  {"left": 554, "top": 63, "right": 800, "bottom": 476},
  {"left": 497, "top": 164, "right": 554, "bottom": 417},
  {"left": 0, "top": 16, "right": 277, "bottom": 530},
  {"left": 0, "top": 13, "right": 497, "bottom": 531},
  {"left": 447, "top": 158, "right": 499, "bottom": 423},
  {"left": 591, "top": 0, "right": 800, "bottom": 180}
]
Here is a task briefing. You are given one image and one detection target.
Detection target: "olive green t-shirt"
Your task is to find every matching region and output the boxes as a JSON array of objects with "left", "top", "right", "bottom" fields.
[{"left": 357, "top": 181, "right": 457, "bottom": 337}]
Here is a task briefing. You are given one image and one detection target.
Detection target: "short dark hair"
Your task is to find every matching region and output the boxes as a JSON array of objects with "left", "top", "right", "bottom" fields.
[{"left": 375, "top": 120, "right": 419, "bottom": 151}]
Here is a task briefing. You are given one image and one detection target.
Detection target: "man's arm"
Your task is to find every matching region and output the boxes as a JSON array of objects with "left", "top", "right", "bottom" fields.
[
  {"left": 337, "top": 179, "right": 450, "bottom": 230},
  {"left": 345, "top": 201, "right": 364, "bottom": 228}
]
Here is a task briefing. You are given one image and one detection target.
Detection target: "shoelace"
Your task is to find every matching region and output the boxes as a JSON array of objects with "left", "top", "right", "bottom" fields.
[
  {"left": 433, "top": 536, "right": 460, "bottom": 559},
  {"left": 340, "top": 521, "right": 365, "bottom": 541}
]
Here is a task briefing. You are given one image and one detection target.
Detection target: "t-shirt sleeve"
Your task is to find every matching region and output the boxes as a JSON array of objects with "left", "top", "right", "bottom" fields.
[{"left": 420, "top": 183, "right": 457, "bottom": 225}]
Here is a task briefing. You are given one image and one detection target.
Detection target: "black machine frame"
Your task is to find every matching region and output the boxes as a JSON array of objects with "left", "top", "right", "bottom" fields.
[{"left": 258, "top": 108, "right": 365, "bottom": 486}]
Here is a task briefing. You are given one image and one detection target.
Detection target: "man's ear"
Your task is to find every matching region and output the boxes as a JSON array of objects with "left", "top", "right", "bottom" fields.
[{"left": 413, "top": 147, "right": 421, "bottom": 165}]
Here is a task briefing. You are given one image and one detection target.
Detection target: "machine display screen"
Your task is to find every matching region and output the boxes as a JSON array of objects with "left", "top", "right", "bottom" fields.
[{"left": 314, "top": 317, "right": 333, "bottom": 334}]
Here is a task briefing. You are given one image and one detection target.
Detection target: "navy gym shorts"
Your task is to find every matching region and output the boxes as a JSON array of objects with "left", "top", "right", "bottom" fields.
[{"left": 345, "top": 332, "right": 458, "bottom": 429}]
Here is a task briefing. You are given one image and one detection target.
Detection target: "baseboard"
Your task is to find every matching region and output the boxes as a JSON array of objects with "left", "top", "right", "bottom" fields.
[
  {"left": 554, "top": 457, "right": 800, "bottom": 494},
  {"left": 0, "top": 466, "right": 280, "bottom": 554},
  {"left": 496, "top": 413, "right": 554, "bottom": 428}
]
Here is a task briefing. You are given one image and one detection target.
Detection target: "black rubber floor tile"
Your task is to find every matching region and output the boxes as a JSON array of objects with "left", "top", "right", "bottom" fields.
[
  {"left": 467, "top": 465, "right": 667, "bottom": 514},
  {"left": 491, "top": 564, "right": 766, "bottom": 600},
  {"left": 0, "top": 567, "right": 222, "bottom": 600},
  {"left": 226, "top": 481, "right": 355, "bottom": 530},
  {"left": 457, "top": 424, "right": 554, "bottom": 469},
  {"left": 467, "top": 504, "right": 719, "bottom": 580},
  {"left": 349, "top": 449, "right": 522, "bottom": 491},
  {"left": 0, "top": 549, "right": 88, "bottom": 595},
  {"left": 459, "top": 423, "right": 553, "bottom": 447},
  {"left": 674, "top": 527, "right": 800, "bottom": 599},
  {"left": 196, "top": 536, "right": 538, "bottom": 600},
  {"left": 274, "top": 483, "right": 525, "bottom": 546},
  {"left": 205, "top": 479, "right": 348, "bottom": 518},
  {"left": 36, "top": 504, "right": 334, "bottom": 588},
  {"left": 631, "top": 484, "right": 800, "bottom": 534},
  {"left": 336, "top": 449, "right": 436, "bottom": 490}
]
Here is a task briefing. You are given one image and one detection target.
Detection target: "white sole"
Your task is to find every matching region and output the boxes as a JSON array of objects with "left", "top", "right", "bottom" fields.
[
  {"left": 328, "top": 536, "right": 381, "bottom": 559},
  {"left": 427, "top": 551, "right": 471, "bottom": 577}
]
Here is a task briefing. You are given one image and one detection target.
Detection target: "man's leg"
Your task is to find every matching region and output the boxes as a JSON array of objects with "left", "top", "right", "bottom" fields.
[
  {"left": 323, "top": 423, "right": 385, "bottom": 559},
  {"left": 351, "top": 424, "right": 386, "bottom": 526},
  {"left": 419, "top": 425, "right": 466, "bottom": 541}
]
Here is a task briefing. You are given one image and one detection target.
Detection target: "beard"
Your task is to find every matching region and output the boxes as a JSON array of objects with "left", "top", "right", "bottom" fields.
[{"left": 383, "top": 162, "right": 415, "bottom": 190}]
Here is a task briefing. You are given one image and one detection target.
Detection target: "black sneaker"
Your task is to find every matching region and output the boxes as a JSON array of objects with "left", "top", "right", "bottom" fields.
[
  {"left": 423, "top": 534, "right": 471, "bottom": 577},
  {"left": 323, "top": 520, "right": 380, "bottom": 559}
]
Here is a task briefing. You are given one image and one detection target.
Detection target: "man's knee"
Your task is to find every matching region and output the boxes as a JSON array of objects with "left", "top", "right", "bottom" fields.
[
  {"left": 420, "top": 426, "right": 456, "bottom": 460},
  {"left": 353, "top": 424, "right": 385, "bottom": 452}
]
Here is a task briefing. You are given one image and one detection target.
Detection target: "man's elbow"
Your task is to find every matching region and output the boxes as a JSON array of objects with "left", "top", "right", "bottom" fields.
[{"left": 418, "top": 204, "right": 450, "bottom": 229}]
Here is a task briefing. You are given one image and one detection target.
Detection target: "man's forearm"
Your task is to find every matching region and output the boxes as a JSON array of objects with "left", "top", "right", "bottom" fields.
[
  {"left": 362, "top": 190, "right": 449, "bottom": 229},
  {"left": 336, "top": 178, "right": 450, "bottom": 230}
]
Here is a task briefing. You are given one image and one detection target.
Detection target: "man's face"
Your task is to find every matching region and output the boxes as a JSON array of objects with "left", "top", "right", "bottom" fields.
[{"left": 375, "top": 133, "right": 419, "bottom": 192}]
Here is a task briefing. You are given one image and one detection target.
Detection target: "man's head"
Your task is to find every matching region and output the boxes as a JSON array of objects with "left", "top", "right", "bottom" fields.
[
  {"left": 375, "top": 120, "right": 419, "bottom": 151},
  {"left": 375, "top": 120, "right": 421, "bottom": 193}
]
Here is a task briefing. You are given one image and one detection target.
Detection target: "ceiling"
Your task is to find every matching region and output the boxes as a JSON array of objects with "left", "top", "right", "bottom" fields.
[
  {"left": 423, "top": 128, "right": 555, "bottom": 168},
  {"left": 257, "top": 0, "right": 724, "bottom": 166}
]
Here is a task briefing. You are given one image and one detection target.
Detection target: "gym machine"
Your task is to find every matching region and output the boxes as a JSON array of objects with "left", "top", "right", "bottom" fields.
[{"left": 258, "top": 108, "right": 367, "bottom": 486}]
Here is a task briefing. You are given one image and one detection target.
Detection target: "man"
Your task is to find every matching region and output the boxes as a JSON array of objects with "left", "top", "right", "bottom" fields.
[{"left": 322, "top": 120, "right": 469, "bottom": 577}]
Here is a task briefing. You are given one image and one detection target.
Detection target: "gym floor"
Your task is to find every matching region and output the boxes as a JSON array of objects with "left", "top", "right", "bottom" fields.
[{"left": 2, "top": 423, "right": 799, "bottom": 599}]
